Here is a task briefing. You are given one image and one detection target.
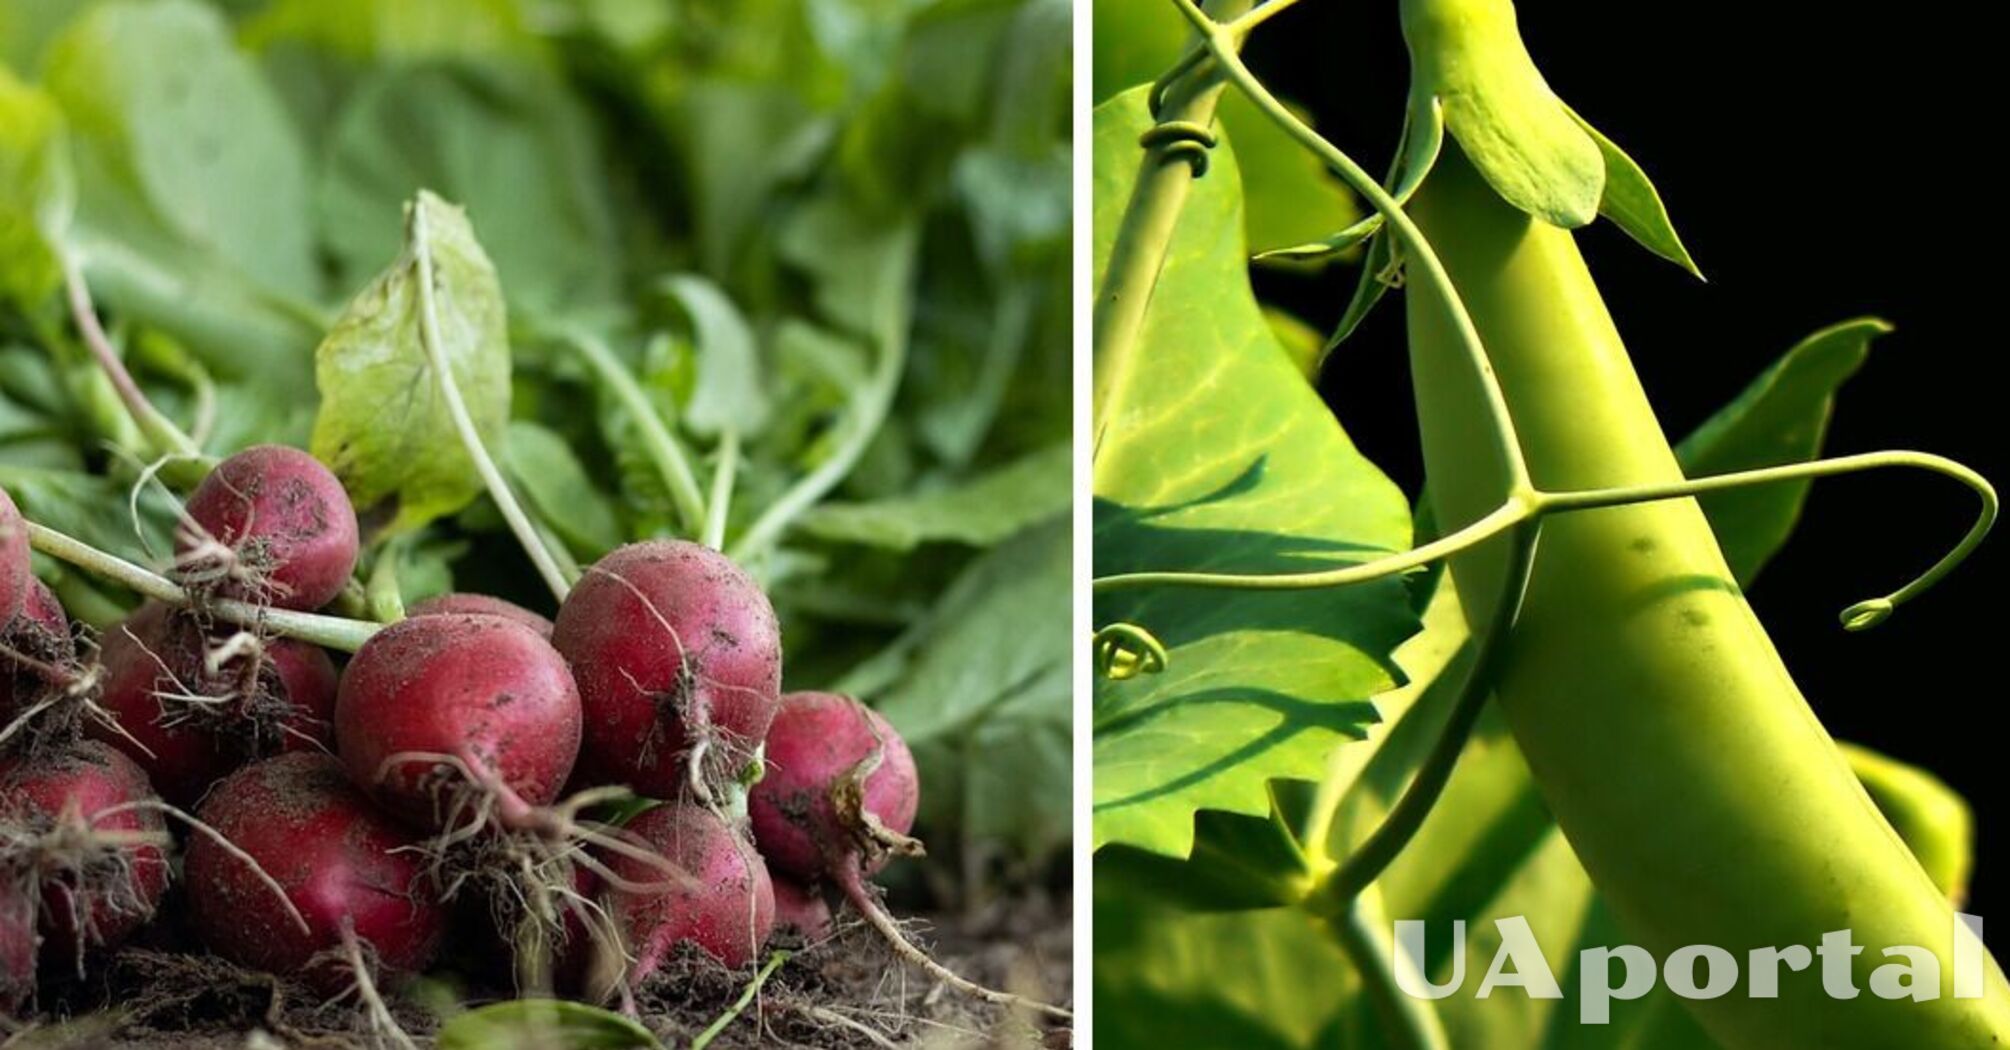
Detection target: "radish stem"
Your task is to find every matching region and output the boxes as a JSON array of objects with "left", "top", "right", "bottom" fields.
[
  {"left": 558, "top": 328, "right": 708, "bottom": 537},
  {"left": 407, "top": 201, "right": 570, "bottom": 603},
  {"left": 62, "top": 260, "right": 214, "bottom": 475},
  {"left": 703, "top": 429, "right": 739, "bottom": 551},
  {"left": 24, "top": 521, "right": 379, "bottom": 652}
]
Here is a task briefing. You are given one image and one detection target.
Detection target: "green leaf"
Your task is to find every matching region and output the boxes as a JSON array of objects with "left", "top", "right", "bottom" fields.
[
  {"left": 312, "top": 191, "right": 511, "bottom": 535},
  {"left": 1566, "top": 105, "right": 1701, "bottom": 278},
  {"left": 0, "top": 66, "right": 71, "bottom": 308},
  {"left": 797, "top": 442, "right": 1069, "bottom": 550},
  {"left": 43, "top": 0, "right": 323, "bottom": 385},
  {"left": 1093, "top": 876, "right": 1365, "bottom": 1050},
  {"left": 657, "top": 274, "right": 770, "bottom": 438},
  {"left": 436, "top": 999, "right": 661, "bottom": 1050},
  {"left": 866, "top": 516, "right": 1071, "bottom": 861},
  {"left": 1093, "top": 87, "right": 1419, "bottom": 857},
  {"left": 505, "top": 420, "right": 625, "bottom": 559},
  {"left": 1401, "top": 0, "right": 1603, "bottom": 227},
  {"left": 317, "top": 61, "right": 622, "bottom": 323},
  {"left": 1675, "top": 318, "right": 1885, "bottom": 584}
]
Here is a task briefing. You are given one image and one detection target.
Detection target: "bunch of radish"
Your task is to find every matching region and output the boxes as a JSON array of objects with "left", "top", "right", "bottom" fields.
[{"left": 0, "top": 445, "right": 1057, "bottom": 1025}]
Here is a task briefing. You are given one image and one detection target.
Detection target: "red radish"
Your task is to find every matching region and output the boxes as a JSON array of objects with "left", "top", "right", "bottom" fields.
[
  {"left": 407, "top": 593, "right": 552, "bottom": 637},
  {"left": 748, "top": 692, "right": 1065, "bottom": 1019},
  {"left": 335, "top": 614, "right": 581, "bottom": 831},
  {"left": 772, "top": 877, "right": 832, "bottom": 942},
  {"left": 187, "top": 752, "right": 443, "bottom": 990},
  {"left": 552, "top": 541, "right": 781, "bottom": 800},
  {"left": 90, "top": 602, "right": 338, "bottom": 805},
  {"left": 1, "top": 580, "right": 75, "bottom": 727},
  {"left": 598, "top": 803, "right": 774, "bottom": 986},
  {"left": 750, "top": 691, "right": 919, "bottom": 882},
  {"left": 0, "top": 488, "right": 28, "bottom": 625},
  {"left": 0, "top": 742, "right": 170, "bottom": 964},
  {"left": 177, "top": 445, "right": 359, "bottom": 611}
]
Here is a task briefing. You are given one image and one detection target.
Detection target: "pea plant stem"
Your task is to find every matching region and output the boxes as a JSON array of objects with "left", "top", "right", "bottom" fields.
[
  {"left": 1306, "top": 526, "right": 1537, "bottom": 912},
  {"left": 1166, "top": 3, "right": 1534, "bottom": 494},
  {"left": 408, "top": 202, "right": 571, "bottom": 603},
  {"left": 703, "top": 429, "right": 740, "bottom": 551},
  {"left": 1332, "top": 890, "right": 1452, "bottom": 1050},
  {"left": 1091, "top": 0, "right": 1253, "bottom": 461},
  {"left": 558, "top": 328, "right": 709, "bottom": 538},
  {"left": 24, "top": 521, "right": 380, "bottom": 652}
]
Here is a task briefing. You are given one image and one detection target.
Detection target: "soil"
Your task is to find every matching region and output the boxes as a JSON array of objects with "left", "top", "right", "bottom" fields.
[{"left": 4, "top": 888, "right": 1073, "bottom": 1049}]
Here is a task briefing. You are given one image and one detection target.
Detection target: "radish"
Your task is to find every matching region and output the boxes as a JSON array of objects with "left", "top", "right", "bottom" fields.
[
  {"left": 552, "top": 541, "right": 781, "bottom": 800},
  {"left": 0, "top": 488, "right": 28, "bottom": 626},
  {"left": 771, "top": 877, "right": 832, "bottom": 942},
  {"left": 334, "top": 613, "right": 581, "bottom": 831},
  {"left": 0, "top": 742, "right": 171, "bottom": 965},
  {"left": 177, "top": 445, "right": 359, "bottom": 612},
  {"left": 91, "top": 602, "right": 338, "bottom": 805},
  {"left": 1, "top": 580, "right": 76, "bottom": 733},
  {"left": 597, "top": 803, "right": 774, "bottom": 986},
  {"left": 749, "top": 692, "right": 1066, "bottom": 1019},
  {"left": 186, "top": 752, "right": 443, "bottom": 990},
  {"left": 407, "top": 592, "right": 552, "bottom": 637},
  {"left": 750, "top": 692, "right": 919, "bottom": 882}
]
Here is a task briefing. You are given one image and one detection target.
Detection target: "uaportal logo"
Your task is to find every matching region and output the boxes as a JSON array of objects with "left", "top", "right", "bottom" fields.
[{"left": 1394, "top": 914, "right": 1989, "bottom": 1024}]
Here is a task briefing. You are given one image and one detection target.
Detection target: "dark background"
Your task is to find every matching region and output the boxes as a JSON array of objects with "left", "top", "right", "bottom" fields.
[{"left": 1242, "top": 5, "right": 2003, "bottom": 913}]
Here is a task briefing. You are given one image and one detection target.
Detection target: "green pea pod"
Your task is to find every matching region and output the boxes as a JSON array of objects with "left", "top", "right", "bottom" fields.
[
  {"left": 1843, "top": 742, "right": 1975, "bottom": 907},
  {"left": 1403, "top": 145, "right": 2010, "bottom": 1047}
]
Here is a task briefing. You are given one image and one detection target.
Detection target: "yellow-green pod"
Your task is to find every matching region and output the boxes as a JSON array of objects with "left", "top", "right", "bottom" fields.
[{"left": 1404, "top": 140, "right": 2010, "bottom": 1048}]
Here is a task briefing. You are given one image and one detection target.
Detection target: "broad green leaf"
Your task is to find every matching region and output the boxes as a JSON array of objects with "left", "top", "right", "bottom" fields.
[
  {"left": 505, "top": 420, "right": 625, "bottom": 559},
  {"left": 797, "top": 442, "right": 1069, "bottom": 550},
  {"left": 1093, "top": 87, "right": 1418, "bottom": 857},
  {"left": 1, "top": 0, "right": 79, "bottom": 72},
  {"left": 1096, "top": 809, "right": 1316, "bottom": 914},
  {"left": 1566, "top": 105, "right": 1701, "bottom": 278},
  {"left": 43, "top": 0, "right": 323, "bottom": 385},
  {"left": 671, "top": 80, "right": 833, "bottom": 279},
  {"left": 44, "top": 0, "right": 317, "bottom": 296},
  {"left": 1094, "top": 877, "right": 1365, "bottom": 1050},
  {"left": 436, "top": 999, "right": 661, "bottom": 1050},
  {"left": 658, "top": 275, "right": 770, "bottom": 437},
  {"left": 868, "top": 516, "right": 1070, "bottom": 860},
  {"left": 1401, "top": 0, "right": 1603, "bottom": 228},
  {"left": 0, "top": 66, "right": 71, "bottom": 308},
  {"left": 317, "top": 61, "right": 622, "bottom": 323},
  {"left": 312, "top": 192, "right": 511, "bottom": 535},
  {"left": 1675, "top": 318, "right": 1884, "bottom": 584}
]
